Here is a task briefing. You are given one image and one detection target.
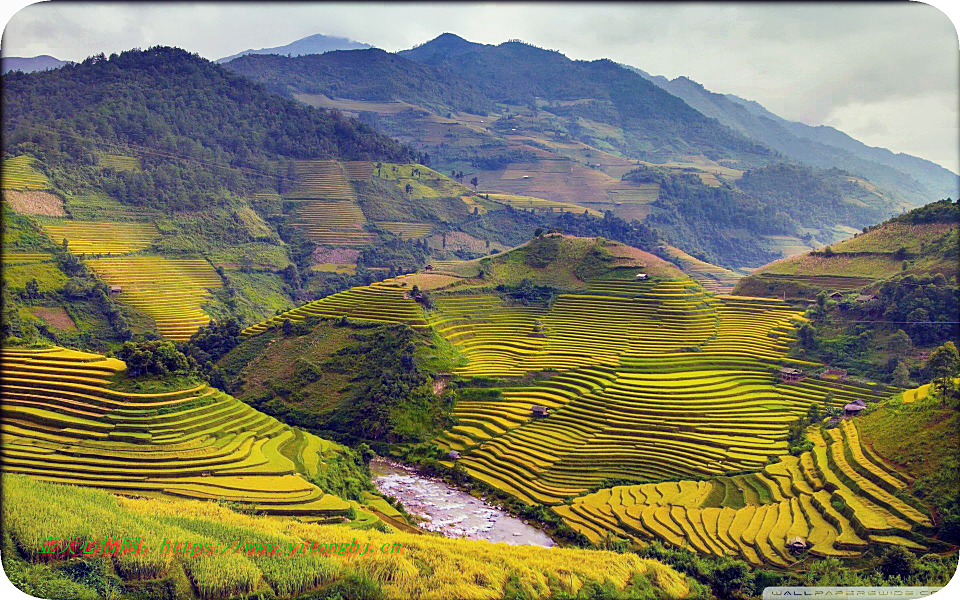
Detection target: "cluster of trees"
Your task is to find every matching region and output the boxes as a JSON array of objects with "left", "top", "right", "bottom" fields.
[
  {"left": 497, "top": 278, "right": 555, "bottom": 306},
  {"left": 114, "top": 339, "right": 196, "bottom": 377}
]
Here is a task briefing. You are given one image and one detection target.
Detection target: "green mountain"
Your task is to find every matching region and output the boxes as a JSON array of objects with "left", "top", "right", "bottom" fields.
[
  {"left": 627, "top": 67, "right": 958, "bottom": 205},
  {"left": 225, "top": 48, "right": 495, "bottom": 114}
]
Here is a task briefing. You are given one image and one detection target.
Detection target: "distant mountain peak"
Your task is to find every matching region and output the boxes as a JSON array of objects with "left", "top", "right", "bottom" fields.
[
  {"left": 217, "top": 33, "right": 371, "bottom": 63},
  {"left": 2, "top": 55, "right": 70, "bottom": 74},
  {"left": 400, "top": 33, "right": 488, "bottom": 63}
]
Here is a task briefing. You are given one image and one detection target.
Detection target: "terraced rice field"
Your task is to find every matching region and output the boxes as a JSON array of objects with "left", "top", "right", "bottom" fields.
[
  {"left": 0, "top": 347, "right": 351, "bottom": 520},
  {"left": 240, "top": 271, "right": 903, "bottom": 547},
  {"left": 1, "top": 252, "right": 51, "bottom": 264},
  {"left": 429, "top": 289, "right": 897, "bottom": 506},
  {"left": 662, "top": 246, "right": 740, "bottom": 293},
  {"left": 558, "top": 419, "right": 934, "bottom": 564},
  {"left": 283, "top": 160, "right": 377, "bottom": 245},
  {"left": 484, "top": 193, "right": 604, "bottom": 217},
  {"left": 2, "top": 156, "right": 49, "bottom": 190},
  {"left": 40, "top": 220, "right": 159, "bottom": 254},
  {"left": 99, "top": 153, "right": 140, "bottom": 171},
  {"left": 286, "top": 160, "right": 357, "bottom": 200},
  {"left": 86, "top": 256, "right": 223, "bottom": 340},
  {"left": 287, "top": 200, "right": 375, "bottom": 246},
  {"left": 241, "top": 277, "right": 428, "bottom": 336},
  {"left": 374, "top": 221, "right": 433, "bottom": 239},
  {"left": 342, "top": 160, "right": 374, "bottom": 181}
]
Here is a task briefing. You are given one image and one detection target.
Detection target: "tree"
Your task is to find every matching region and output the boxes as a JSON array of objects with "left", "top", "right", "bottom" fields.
[
  {"left": 879, "top": 546, "right": 917, "bottom": 580},
  {"left": 926, "top": 341, "right": 959, "bottom": 408},
  {"left": 22, "top": 278, "right": 40, "bottom": 300},
  {"left": 888, "top": 329, "right": 913, "bottom": 355},
  {"left": 470, "top": 176, "right": 478, "bottom": 190},
  {"left": 405, "top": 183, "right": 412, "bottom": 194},
  {"left": 534, "top": 227, "right": 544, "bottom": 238},
  {"left": 807, "top": 403, "right": 820, "bottom": 424},
  {"left": 892, "top": 360, "right": 911, "bottom": 387}
]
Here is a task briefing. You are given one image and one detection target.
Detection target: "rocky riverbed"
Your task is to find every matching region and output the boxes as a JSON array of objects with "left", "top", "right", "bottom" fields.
[{"left": 371, "top": 458, "right": 555, "bottom": 547}]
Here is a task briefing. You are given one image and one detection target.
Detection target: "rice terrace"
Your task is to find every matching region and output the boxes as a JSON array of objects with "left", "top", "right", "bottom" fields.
[{"left": 1, "top": 4, "right": 959, "bottom": 600}]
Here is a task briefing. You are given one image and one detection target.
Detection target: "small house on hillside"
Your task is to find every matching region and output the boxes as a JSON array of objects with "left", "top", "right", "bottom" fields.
[
  {"left": 635, "top": 273, "right": 649, "bottom": 281},
  {"left": 787, "top": 537, "right": 808, "bottom": 552},
  {"left": 424, "top": 264, "right": 434, "bottom": 271},
  {"left": 779, "top": 367, "right": 805, "bottom": 383},
  {"left": 447, "top": 451, "right": 461, "bottom": 461},
  {"left": 829, "top": 292, "right": 844, "bottom": 300},
  {"left": 532, "top": 405, "right": 550, "bottom": 418},
  {"left": 109, "top": 286, "right": 123, "bottom": 295},
  {"left": 844, "top": 399, "right": 867, "bottom": 417},
  {"left": 856, "top": 293, "right": 877, "bottom": 303}
]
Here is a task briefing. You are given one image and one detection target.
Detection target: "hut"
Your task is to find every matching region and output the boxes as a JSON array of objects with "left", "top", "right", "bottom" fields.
[
  {"left": 787, "top": 537, "right": 808, "bottom": 552},
  {"left": 447, "top": 451, "right": 461, "bottom": 461},
  {"left": 779, "top": 367, "right": 805, "bottom": 383},
  {"left": 844, "top": 399, "right": 867, "bottom": 417},
  {"left": 635, "top": 273, "right": 649, "bottom": 281},
  {"left": 109, "top": 285, "right": 123, "bottom": 295},
  {"left": 855, "top": 293, "right": 877, "bottom": 303},
  {"left": 424, "top": 264, "right": 434, "bottom": 271},
  {"left": 828, "top": 291, "right": 844, "bottom": 300},
  {"left": 531, "top": 405, "right": 550, "bottom": 418}
]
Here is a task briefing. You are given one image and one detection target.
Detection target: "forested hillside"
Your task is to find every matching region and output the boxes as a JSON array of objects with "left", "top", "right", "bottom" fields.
[
  {"left": 634, "top": 162, "right": 896, "bottom": 268},
  {"left": 2, "top": 46, "right": 412, "bottom": 210},
  {"left": 227, "top": 49, "right": 495, "bottom": 114}
]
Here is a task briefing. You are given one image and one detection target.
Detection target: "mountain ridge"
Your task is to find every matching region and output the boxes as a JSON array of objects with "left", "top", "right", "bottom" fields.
[
  {"left": 626, "top": 65, "right": 958, "bottom": 204},
  {"left": 217, "top": 32, "right": 372, "bottom": 63}
]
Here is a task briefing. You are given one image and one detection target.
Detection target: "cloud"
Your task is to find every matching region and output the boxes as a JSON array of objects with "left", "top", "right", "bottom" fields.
[{"left": 3, "top": 2, "right": 957, "bottom": 171}]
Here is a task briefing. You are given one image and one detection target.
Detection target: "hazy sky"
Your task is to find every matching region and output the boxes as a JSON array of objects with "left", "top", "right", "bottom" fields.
[{"left": 3, "top": 2, "right": 958, "bottom": 173}]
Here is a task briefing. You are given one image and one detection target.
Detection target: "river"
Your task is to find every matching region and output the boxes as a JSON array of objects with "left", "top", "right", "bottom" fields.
[{"left": 370, "top": 458, "right": 555, "bottom": 547}]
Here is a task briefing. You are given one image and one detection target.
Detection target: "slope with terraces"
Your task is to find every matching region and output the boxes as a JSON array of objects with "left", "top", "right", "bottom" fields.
[
  {"left": 557, "top": 419, "right": 939, "bottom": 565},
  {"left": 0, "top": 346, "right": 353, "bottom": 521},
  {"left": 283, "top": 159, "right": 376, "bottom": 246},
  {"left": 87, "top": 256, "right": 224, "bottom": 341},
  {"left": 232, "top": 234, "right": 938, "bottom": 565}
]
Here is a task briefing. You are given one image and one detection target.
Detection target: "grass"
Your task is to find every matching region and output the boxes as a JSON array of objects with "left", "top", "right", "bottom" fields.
[
  {"left": 3, "top": 473, "right": 691, "bottom": 600},
  {"left": 3, "top": 262, "right": 68, "bottom": 292}
]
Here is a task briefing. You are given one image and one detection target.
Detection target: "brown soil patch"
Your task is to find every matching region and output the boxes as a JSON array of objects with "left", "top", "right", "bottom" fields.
[
  {"left": 3, "top": 190, "right": 65, "bottom": 216},
  {"left": 312, "top": 247, "right": 361, "bottom": 264},
  {"left": 29, "top": 306, "right": 77, "bottom": 331}
]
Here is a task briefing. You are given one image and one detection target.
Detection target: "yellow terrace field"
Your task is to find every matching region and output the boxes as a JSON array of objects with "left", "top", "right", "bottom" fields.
[
  {"left": 242, "top": 277, "right": 427, "bottom": 336},
  {"left": 2, "top": 155, "right": 49, "bottom": 190},
  {"left": 374, "top": 221, "right": 434, "bottom": 239},
  {"left": 98, "top": 153, "right": 140, "bottom": 171},
  {"left": 287, "top": 160, "right": 357, "bottom": 200},
  {"left": 558, "top": 420, "right": 936, "bottom": 565},
  {"left": 86, "top": 256, "right": 223, "bottom": 340},
  {"left": 485, "top": 192, "right": 605, "bottom": 217},
  {"left": 40, "top": 220, "right": 160, "bottom": 254},
  {"left": 0, "top": 347, "right": 352, "bottom": 520},
  {"left": 4, "top": 474, "right": 690, "bottom": 600},
  {"left": 1, "top": 252, "right": 52, "bottom": 264}
]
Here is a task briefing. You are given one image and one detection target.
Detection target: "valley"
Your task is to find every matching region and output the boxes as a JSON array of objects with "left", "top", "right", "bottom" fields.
[{"left": 1, "top": 21, "right": 958, "bottom": 600}]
